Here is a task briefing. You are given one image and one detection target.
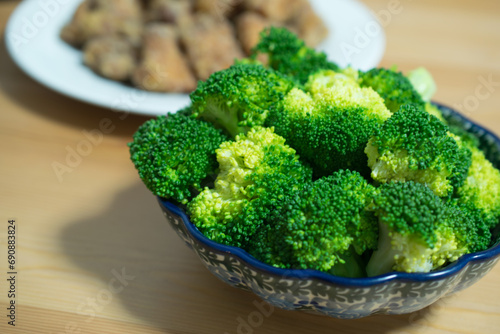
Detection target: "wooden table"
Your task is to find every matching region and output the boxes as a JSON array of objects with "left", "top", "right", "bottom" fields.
[{"left": 1, "top": 0, "right": 499, "bottom": 333}]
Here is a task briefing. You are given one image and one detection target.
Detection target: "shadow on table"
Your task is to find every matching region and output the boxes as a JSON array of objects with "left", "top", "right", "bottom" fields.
[{"left": 59, "top": 182, "right": 436, "bottom": 334}]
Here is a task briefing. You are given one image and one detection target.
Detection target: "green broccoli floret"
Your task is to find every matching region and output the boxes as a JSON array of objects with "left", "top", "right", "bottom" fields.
[
  {"left": 129, "top": 30, "right": 500, "bottom": 279},
  {"left": 448, "top": 123, "right": 480, "bottom": 149},
  {"left": 266, "top": 69, "right": 391, "bottom": 177},
  {"left": 449, "top": 200, "right": 495, "bottom": 253},
  {"left": 190, "top": 64, "right": 295, "bottom": 138},
  {"left": 366, "top": 181, "right": 491, "bottom": 276},
  {"left": 251, "top": 27, "right": 339, "bottom": 85},
  {"left": 365, "top": 104, "right": 472, "bottom": 197},
  {"left": 252, "top": 170, "right": 377, "bottom": 277},
  {"left": 129, "top": 113, "right": 229, "bottom": 204},
  {"left": 176, "top": 105, "right": 195, "bottom": 117},
  {"left": 327, "top": 249, "right": 368, "bottom": 278},
  {"left": 456, "top": 144, "right": 500, "bottom": 223},
  {"left": 188, "top": 127, "right": 312, "bottom": 248},
  {"left": 307, "top": 68, "right": 391, "bottom": 121},
  {"left": 361, "top": 67, "right": 446, "bottom": 122},
  {"left": 425, "top": 103, "right": 447, "bottom": 123},
  {"left": 407, "top": 67, "right": 437, "bottom": 102},
  {"left": 406, "top": 67, "right": 447, "bottom": 123},
  {"left": 359, "top": 67, "right": 426, "bottom": 113}
]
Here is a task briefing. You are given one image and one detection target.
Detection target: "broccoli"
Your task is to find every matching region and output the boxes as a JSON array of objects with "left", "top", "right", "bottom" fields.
[
  {"left": 365, "top": 104, "right": 471, "bottom": 197},
  {"left": 361, "top": 67, "right": 446, "bottom": 122},
  {"left": 425, "top": 103, "right": 447, "bottom": 123},
  {"left": 266, "top": 69, "right": 391, "bottom": 177},
  {"left": 188, "top": 127, "right": 312, "bottom": 248},
  {"left": 456, "top": 144, "right": 500, "bottom": 223},
  {"left": 366, "top": 181, "right": 492, "bottom": 276},
  {"left": 407, "top": 67, "right": 437, "bottom": 102},
  {"left": 129, "top": 113, "right": 228, "bottom": 204},
  {"left": 129, "top": 29, "right": 500, "bottom": 278},
  {"left": 176, "top": 105, "right": 195, "bottom": 117},
  {"left": 251, "top": 170, "right": 377, "bottom": 277},
  {"left": 306, "top": 68, "right": 391, "bottom": 121},
  {"left": 359, "top": 67, "right": 426, "bottom": 113},
  {"left": 190, "top": 64, "right": 295, "bottom": 138},
  {"left": 251, "top": 27, "right": 339, "bottom": 85},
  {"left": 406, "top": 67, "right": 448, "bottom": 123},
  {"left": 448, "top": 123, "right": 480, "bottom": 149},
  {"left": 450, "top": 200, "right": 496, "bottom": 253}
]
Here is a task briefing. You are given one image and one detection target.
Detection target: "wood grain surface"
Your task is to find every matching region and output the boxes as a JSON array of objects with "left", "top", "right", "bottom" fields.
[{"left": 1, "top": 0, "right": 500, "bottom": 333}]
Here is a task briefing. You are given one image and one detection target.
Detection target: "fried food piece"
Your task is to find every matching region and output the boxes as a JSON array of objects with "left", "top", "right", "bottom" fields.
[
  {"left": 180, "top": 14, "right": 244, "bottom": 80},
  {"left": 235, "top": 12, "right": 300, "bottom": 56},
  {"left": 293, "top": 2, "right": 329, "bottom": 47},
  {"left": 132, "top": 24, "right": 197, "bottom": 92},
  {"left": 61, "top": 0, "right": 143, "bottom": 48},
  {"left": 194, "top": 0, "right": 242, "bottom": 18},
  {"left": 235, "top": 12, "right": 271, "bottom": 55},
  {"left": 237, "top": 0, "right": 328, "bottom": 49},
  {"left": 144, "top": 0, "right": 193, "bottom": 25},
  {"left": 242, "top": 0, "right": 304, "bottom": 22},
  {"left": 83, "top": 36, "right": 136, "bottom": 81},
  {"left": 62, "top": 0, "right": 329, "bottom": 93},
  {"left": 138, "top": 0, "right": 150, "bottom": 8}
]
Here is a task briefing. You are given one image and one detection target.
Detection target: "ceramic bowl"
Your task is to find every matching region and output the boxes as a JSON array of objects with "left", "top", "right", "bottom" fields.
[{"left": 158, "top": 104, "right": 500, "bottom": 319}]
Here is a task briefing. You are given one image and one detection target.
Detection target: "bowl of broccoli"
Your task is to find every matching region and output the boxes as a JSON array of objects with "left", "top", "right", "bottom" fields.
[{"left": 129, "top": 28, "right": 500, "bottom": 318}]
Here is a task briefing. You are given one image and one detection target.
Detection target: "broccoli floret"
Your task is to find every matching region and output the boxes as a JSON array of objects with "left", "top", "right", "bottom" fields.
[
  {"left": 266, "top": 70, "right": 391, "bottom": 177},
  {"left": 366, "top": 181, "right": 489, "bottom": 276},
  {"left": 305, "top": 67, "right": 361, "bottom": 92},
  {"left": 359, "top": 68, "right": 426, "bottom": 113},
  {"left": 190, "top": 64, "right": 295, "bottom": 138},
  {"left": 129, "top": 113, "right": 229, "bottom": 204},
  {"left": 407, "top": 68, "right": 447, "bottom": 123},
  {"left": 425, "top": 103, "right": 447, "bottom": 123},
  {"left": 448, "top": 123, "right": 480, "bottom": 149},
  {"left": 365, "top": 104, "right": 472, "bottom": 197},
  {"left": 176, "top": 105, "right": 195, "bottom": 117},
  {"left": 129, "top": 30, "right": 499, "bottom": 279},
  {"left": 361, "top": 67, "right": 446, "bottom": 121},
  {"left": 456, "top": 144, "right": 500, "bottom": 223},
  {"left": 234, "top": 57, "right": 263, "bottom": 66},
  {"left": 188, "top": 127, "right": 312, "bottom": 248},
  {"left": 407, "top": 67, "right": 437, "bottom": 102},
  {"left": 307, "top": 69, "right": 391, "bottom": 121},
  {"left": 449, "top": 200, "right": 495, "bottom": 253},
  {"left": 251, "top": 27, "right": 339, "bottom": 85},
  {"left": 327, "top": 248, "right": 368, "bottom": 278},
  {"left": 252, "top": 170, "right": 377, "bottom": 277}
]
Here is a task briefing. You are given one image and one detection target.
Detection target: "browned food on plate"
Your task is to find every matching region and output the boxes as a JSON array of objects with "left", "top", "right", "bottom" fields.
[
  {"left": 180, "top": 14, "right": 244, "bottom": 80},
  {"left": 144, "top": 0, "right": 194, "bottom": 25},
  {"left": 235, "top": 12, "right": 300, "bottom": 55},
  {"left": 137, "top": 0, "right": 151, "bottom": 8},
  {"left": 194, "top": 0, "right": 242, "bottom": 18},
  {"left": 132, "top": 24, "right": 197, "bottom": 92},
  {"left": 235, "top": 12, "right": 271, "bottom": 55},
  {"left": 83, "top": 36, "right": 137, "bottom": 81},
  {"left": 293, "top": 2, "right": 329, "bottom": 47},
  {"left": 61, "top": 0, "right": 329, "bottom": 92},
  {"left": 238, "top": 0, "right": 327, "bottom": 48},
  {"left": 60, "top": 0, "right": 143, "bottom": 48},
  {"left": 242, "top": 0, "right": 305, "bottom": 22}
]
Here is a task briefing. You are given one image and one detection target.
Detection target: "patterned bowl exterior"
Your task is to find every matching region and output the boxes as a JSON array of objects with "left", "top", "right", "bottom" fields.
[{"left": 158, "top": 104, "right": 500, "bottom": 319}]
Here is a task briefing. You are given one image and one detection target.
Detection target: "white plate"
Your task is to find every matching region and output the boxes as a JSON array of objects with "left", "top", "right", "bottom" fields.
[{"left": 5, "top": 0, "right": 385, "bottom": 116}]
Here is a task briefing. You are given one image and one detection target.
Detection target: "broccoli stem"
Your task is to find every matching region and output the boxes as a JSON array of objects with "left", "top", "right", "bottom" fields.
[
  {"left": 328, "top": 247, "right": 367, "bottom": 278},
  {"left": 366, "top": 222, "right": 397, "bottom": 277}
]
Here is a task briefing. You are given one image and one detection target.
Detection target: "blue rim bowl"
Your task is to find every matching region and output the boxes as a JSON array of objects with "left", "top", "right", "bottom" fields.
[{"left": 158, "top": 103, "right": 500, "bottom": 319}]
